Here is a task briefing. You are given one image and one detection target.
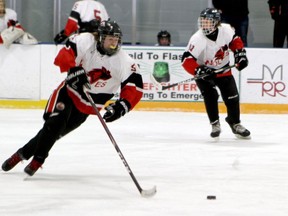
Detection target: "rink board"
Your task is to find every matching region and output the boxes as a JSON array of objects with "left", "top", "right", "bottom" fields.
[
  {"left": 0, "top": 100, "right": 287, "bottom": 114},
  {"left": 0, "top": 45, "right": 287, "bottom": 114}
]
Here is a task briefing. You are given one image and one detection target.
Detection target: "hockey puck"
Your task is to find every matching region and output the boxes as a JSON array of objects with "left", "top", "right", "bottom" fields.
[{"left": 207, "top": 195, "right": 216, "bottom": 200}]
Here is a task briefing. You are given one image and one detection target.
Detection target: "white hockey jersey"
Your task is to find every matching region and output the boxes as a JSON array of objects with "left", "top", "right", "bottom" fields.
[
  {"left": 182, "top": 24, "right": 244, "bottom": 77},
  {"left": 64, "top": 0, "right": 109, "bottom": 36},
  {"left": 53, "top": 33, "right": 143, "bottom": 115},
  {"left": 186, "top": 24, "right": 236, "bottom": 69},
  {"left": 0, "top": 8, "right": 20, "bottom": 32},
  {"left": 0, "top": 8, "right": 25, "bottom": 46}
]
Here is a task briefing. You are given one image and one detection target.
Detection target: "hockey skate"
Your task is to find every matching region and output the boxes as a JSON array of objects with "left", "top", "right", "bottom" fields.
[
  {"left": 2, "top": 149, "right": 24, "bottom": 171},
  {"left": 226, "top": 118, "right": 251, "bottom": 139},
  {"left": 210, "top": 120, "right": 221, "bottom": 139},
  {"left": 24, "top": 159, "right": 42, "bottom": 176}
]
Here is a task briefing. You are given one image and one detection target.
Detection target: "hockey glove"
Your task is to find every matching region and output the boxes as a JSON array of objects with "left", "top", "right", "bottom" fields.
[
  {"left": 195, "top": 65, "right": 215, "bottom": 80},
  {"left": 103, "top": 99, "right": 131, "bottom": 123},
  {"left": 80, "top": 19, "right": 101, "bottom": 33},
  {"left": 66, "top": 66, "right": 90, "bottom": 91},
  {"left": 234, "top": 49, "right": 248, "bottom": 71},
  {"left": 54, "top": 30, "right": 68, "bottom": 45}
]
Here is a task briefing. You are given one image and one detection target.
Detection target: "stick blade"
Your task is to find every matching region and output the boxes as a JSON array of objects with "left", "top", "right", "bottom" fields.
[{"left": 141, "top": 185, "right": 157, "bottom": 198}]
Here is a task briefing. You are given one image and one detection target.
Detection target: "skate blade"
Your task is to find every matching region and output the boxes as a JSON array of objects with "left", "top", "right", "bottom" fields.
[
  {"left": 23, "top": 175, "right": 32, "bottom": 181},
  {"left": 235, "top": 134, "right": 251, "bottom": 140},
  {"left": 211, "top": 136, "right": 220, "bottom": 142}
]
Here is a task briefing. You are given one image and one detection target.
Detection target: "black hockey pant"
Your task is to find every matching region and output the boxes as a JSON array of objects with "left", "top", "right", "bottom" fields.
[
  {"left": 20, "top": 86, "right": 89, "bottom": 164},
  {"left": 196, "top": 75, "right": 240, "bottom": 125}
]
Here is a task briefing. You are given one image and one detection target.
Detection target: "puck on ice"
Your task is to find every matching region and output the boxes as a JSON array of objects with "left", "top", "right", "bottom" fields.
[{"left": 207, "top": 195, "right": 216, "bottom": 200}]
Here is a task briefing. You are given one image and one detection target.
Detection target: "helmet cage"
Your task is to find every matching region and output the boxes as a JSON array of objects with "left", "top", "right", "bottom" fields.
[
  {"left": 0, "top": 0, "right": 6, "bottom": 17},
  {"left": 198, "top": 17, "right": 219, "bottom": 35},
  {"left": 198, "top": 8, "right": 221, "bottom": 35}
]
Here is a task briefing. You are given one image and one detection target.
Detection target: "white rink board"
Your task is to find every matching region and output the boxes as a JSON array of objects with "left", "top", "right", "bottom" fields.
[
  {"left": 0, "top": 45, "right": 40, "bottom": 99},
  {"left": 40, "top": 45, "right": 66, "bottom": 99},
  {"left": 0, "top": 44, "right": 287, "bottom": 104}
]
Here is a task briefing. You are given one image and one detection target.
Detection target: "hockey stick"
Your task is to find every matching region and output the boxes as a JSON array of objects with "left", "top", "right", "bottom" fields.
[
  {"left": 83, "top": 86, "right": 156, "bottom": 198},
  {"left": 151, "top": 64, "right": 237, "bottom": 91}
]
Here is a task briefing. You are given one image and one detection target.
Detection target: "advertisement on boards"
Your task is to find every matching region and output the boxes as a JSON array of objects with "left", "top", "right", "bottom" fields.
[
  {"left": 124, "top": 46, "right": 204, "bottom": 102},
  {"left": 241, "top": 49, "right": 287, "bottom": 104},
  {"left": 123, "top": 47, "right": 287, "bottom": 105},
  {"left": 0, "top": 45, "right": 287, "bottom": 107}
]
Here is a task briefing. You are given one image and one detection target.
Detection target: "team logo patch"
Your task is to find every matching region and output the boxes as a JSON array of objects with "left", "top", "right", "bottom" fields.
[
  {"left": 215, "top": 45, "right": 228, "bottom": 61},
  {"left": 88, "top": 67, "right": 112, "bottom": 83}
]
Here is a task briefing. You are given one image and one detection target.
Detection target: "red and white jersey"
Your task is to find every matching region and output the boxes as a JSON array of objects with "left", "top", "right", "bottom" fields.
[
  {"left": 53, "top": 33, "right": 143, "bottom": 115},
  {"left": 64, "top": 0, "right": 109, "bottom": 36},
  {"left": 0, "top": 8, "right": 22, "bottom": 32},
  {"left": 182, "top": 24, "right": 244, "bottom": 77}
]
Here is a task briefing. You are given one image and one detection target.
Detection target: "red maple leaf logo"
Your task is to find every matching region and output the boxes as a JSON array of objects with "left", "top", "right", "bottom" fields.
[
  {"left": 214, "top": 45, "right": 228, "bottom": 61},
  {"left": 88, "top": 67, "right": 112, "bottom": 83}
]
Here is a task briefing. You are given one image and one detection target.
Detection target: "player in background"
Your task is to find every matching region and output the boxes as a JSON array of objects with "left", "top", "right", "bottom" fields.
[
  {"left": 155, "top": 30, "right": 172, "bottom": 46},
  {"left": 2, "top": 20, "right": 143, "bottom": 176},
  {"left": 0, "top": 0, "right": 24, "bottom": 47},
  {"left": 54, "top": 0, "right": 109, "bottom": 44},
  {"left": 181, "top": 8, "right": 250, "bottom": 140},
  {"left": 0, "top": 0, "right": 37, "bottom": 48}
]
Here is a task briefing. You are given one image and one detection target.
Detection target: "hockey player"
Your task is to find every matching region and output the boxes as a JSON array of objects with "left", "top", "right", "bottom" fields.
[
  {"left": 0, "top": 0, "right": 24, "bottom": 47},
  {"left": 181, "top": 8, "right": 250, "bottom": 139},
  {"left": 155, "top": 30, "right": 172, "bottom": 46},
  {"left": 54, "top": 0, "right": 109, "bottom": 44},
  {"left": 2, "top": 20, "right": 143, "bottom": 176}
]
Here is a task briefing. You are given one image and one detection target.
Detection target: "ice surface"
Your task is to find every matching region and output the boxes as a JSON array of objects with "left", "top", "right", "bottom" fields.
[{"left": 1, "top": 109, "right": 288, "bottom": 216}]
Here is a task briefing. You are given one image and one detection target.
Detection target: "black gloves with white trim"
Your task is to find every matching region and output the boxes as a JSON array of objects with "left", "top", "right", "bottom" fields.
[
  {"left": 234, "top": 49, "right": 248, "bottom": 71},
  {"left": 195, "top": 65, "right": 215, "bottom": 80},
  {"left": 103, "top": 99, "right": 131, "bottom": 122},
  {"left": 54, "top": 30, "right": 68, "bottom": 45},
  {"left": 66, "top": 66, "right": 90, "bottom": 91}
]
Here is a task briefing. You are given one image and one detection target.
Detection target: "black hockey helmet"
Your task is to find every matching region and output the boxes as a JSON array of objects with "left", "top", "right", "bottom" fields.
[
  {"left": 157, "top": 30, "right": 171, "bottom": 43},
  {"left": 198, "top": 8, "right": 221, "bottom": 35},
  {"left": 97, "top": 20, "right": 122, "bottom": 55}
]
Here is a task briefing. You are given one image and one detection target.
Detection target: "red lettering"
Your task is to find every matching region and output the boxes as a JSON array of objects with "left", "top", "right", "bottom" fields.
[
  {"left": 94, "top": 81, "right": 106, "bottom": 88},
  {"left": 94, "top": 10, "right": 101, "bottom": 20},
  {"left": 262, "top": 81, "right": 286, "bottom": 97},
  {"left": 143, "top": 83, "right": 157, "bottom": 90}
]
